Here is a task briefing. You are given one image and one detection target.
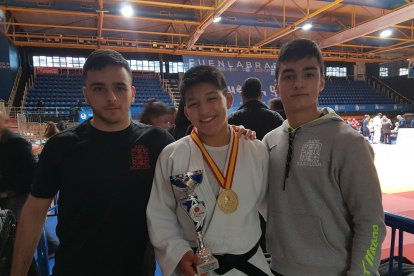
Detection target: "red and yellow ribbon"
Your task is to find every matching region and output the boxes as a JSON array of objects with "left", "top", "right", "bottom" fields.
[{"left": 190, "top": 129, "right": 239, "bottom": 190}]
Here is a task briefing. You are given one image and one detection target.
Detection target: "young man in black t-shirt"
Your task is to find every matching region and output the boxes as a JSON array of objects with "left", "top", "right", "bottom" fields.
[{"left": 11, "top": 50, "right": 174, "bottom": 276}]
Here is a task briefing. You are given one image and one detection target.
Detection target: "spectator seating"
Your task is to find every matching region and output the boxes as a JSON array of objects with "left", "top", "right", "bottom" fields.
[
  {"left": 319, "top": 78, "right": 394, "bottom": 105},
  {"left": 24, "top": 73, "right": 174, "bottom": 116}
]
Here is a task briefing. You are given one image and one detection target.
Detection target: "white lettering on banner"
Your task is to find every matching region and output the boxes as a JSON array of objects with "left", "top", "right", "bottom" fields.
[
  {"left": 186, "top": 57, "right": 276, "bottom": 72},
  {"left": 0, "top": 61, "right": 10, "bottom": 69},
  {"left": 236, "top": 85, "right": 242, "bottom": 94},
  {"left": 227, "top": 86, "right": 236, "bottom": 94},
  {"left": 269, "top": 85, "right": 276, "bottom": 96}
]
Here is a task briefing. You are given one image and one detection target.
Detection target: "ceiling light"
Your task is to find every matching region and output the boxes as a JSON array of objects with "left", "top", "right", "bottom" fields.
[
  {"left": 380, "top": 29, "right": 392, "bottom": 38},
  {"left": 213, "top": 16, "right": 222, "bottom": 23},
  {"left": 121, "top": 5, "right": 133, "bottom": 17},
  {"left": 302, "top": 23, "right": 312, "bottom": 31}
]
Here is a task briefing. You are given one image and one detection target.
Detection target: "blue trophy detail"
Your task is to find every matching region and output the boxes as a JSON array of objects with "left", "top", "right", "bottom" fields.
[{"left": 170, "top": 170, "right": 219, "bottom": 275}]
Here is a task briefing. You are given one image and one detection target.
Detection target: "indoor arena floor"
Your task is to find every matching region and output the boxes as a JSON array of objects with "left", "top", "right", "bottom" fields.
[{"left": 373, "top": 143, "right": 414, "bottom": 261}]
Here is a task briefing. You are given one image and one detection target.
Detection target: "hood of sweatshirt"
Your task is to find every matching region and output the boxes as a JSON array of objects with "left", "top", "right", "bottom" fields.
[{"left": 282, "top": 107, "right": 343, "bottom": 133}]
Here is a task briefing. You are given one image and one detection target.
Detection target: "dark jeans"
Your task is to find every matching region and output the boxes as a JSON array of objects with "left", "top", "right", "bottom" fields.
[{"left": 0, "top": 194, "right": 28, "bottom": 221}]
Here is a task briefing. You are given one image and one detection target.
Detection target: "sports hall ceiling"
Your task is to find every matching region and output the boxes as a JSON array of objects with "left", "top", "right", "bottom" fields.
[{"left": 0, "top": 0, "right": 414, "bottom": 63}]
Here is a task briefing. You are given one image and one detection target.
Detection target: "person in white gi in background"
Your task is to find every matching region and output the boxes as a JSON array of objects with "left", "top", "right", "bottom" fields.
[
  {"left": 372, "top": 113, "right": 382, "bottom": 144},
  {"left": 147, "top": 65, "right": 271, "bottom": 276}
]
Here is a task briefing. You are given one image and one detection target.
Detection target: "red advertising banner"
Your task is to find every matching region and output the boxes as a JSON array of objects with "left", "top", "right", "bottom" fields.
[{"left": 36, "top": 67, "right": 59, "bottom": 74}]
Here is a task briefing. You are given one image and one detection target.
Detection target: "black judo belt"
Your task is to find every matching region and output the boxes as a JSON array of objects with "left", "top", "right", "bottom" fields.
[{"left": 213, "top": 242, "right": 268, "bottom": 276}]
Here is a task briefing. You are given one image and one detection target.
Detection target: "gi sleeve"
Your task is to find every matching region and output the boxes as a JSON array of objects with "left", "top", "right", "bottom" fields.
[{"left": 147, "top": 145, "right": 192, "bottom": 276}]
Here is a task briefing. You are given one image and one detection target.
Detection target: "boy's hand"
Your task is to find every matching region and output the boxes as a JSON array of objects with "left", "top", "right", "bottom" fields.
[
  {"left": 178, "top": 250, "right": 200, "bottom": 276},
  {"left": 231, "top": 125, "right": 256, "bottom": 140}
]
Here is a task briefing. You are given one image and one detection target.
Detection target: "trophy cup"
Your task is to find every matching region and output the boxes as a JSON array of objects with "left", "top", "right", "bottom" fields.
[{"left": 170, "top": 170, "right": 219, "bottom": 275}]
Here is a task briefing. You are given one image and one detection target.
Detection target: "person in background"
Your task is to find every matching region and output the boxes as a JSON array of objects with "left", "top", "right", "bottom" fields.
[
  {"left": 35, "top": 100, "right": 44, "bottom": 113},
  {"left": 11, "top": 49, "right": 175, "bottom": 276},
  {"left": 396, "top": 115, "right": 406, "bottom": 128},
  {"left": 140, "top": 100, "right": 171, "bottom": 129},
  {"left": 411, "top": 119, "right": 414, "bottom": 128},
  {"left": 268, "top": 98, "right": 286, "bottom": 120},
  {"left": 44, "top": 122, "right": 60, "bottom": 140},
  {"left": 0, "top": 111, "right": 36, "bottom": 220},
  {"left": 228, "top": 77, "right": 283, "bottom": 255},
  {"left": 263, "top": 38, "right": 385, "bottom": 276},
  {"left": 381, "top": 115, "right": 392, "bottom": 144},
  {"left": 69, "top": 100, "right": 82, "bottom": 123},
  {"left": 228, "top": 77, "right": 283, "bottom": 140},
  {"left": 362, "top": 114, "right": 370, "bottom": 140},
  {"left": 167, "top": 106, "right": 177, "bottom": 127},
  {"left": 391, "top": 121, "right": 400, "bottom": 135},
  {"left": 168, "top": 100, "right": 193, "bottom": 140},
  {"left": 56, "top": 117, "right": 69, "bottom": 131},
  {"left": 372, "top": 113, "right": 382, "bottom": 144},
  {"left": 351, "top": 118, "right": 359, "bottom": 130}
]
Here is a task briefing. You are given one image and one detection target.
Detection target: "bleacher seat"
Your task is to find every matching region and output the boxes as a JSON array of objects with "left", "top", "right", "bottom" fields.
[
  {"left": 319, "top": 79, "right": 394, "bottom": 105},
  {"left": 24, "top": 73, "right": 174, "bottom": 115}
]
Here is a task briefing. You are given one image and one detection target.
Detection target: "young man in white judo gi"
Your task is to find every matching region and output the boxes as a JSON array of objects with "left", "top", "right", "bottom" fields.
[{"left": 147, "top": 65, "right": 271, "bottom": 276}]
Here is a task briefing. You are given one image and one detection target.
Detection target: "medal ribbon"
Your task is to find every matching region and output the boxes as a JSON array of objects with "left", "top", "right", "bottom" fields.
[{"left": 190, "top": 129, "right": 239, "bottom": 190}]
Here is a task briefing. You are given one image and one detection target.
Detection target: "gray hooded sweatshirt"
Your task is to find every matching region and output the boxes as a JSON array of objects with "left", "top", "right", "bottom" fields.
[{"left": 263, "top": 108, "right": 386, "bottom": 276}]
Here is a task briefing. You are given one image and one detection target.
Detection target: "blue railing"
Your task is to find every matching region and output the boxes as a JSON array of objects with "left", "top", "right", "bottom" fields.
[{"left": 384, "top": 211, "right": 414, "bottom": 275}]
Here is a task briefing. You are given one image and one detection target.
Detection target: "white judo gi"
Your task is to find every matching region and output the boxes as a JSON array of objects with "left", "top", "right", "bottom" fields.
[{"left": 147, "top": 131, "right": 270, "bottom": 276}]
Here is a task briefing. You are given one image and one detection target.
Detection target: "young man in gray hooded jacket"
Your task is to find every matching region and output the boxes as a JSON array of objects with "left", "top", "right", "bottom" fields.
[{"left": 263, "top": 38, "right": 386, "bottom": 276}]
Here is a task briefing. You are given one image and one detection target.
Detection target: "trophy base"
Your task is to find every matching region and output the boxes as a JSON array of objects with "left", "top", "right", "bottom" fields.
[{"left": 196, "top": 257, "right": 219, "bottom": 275}]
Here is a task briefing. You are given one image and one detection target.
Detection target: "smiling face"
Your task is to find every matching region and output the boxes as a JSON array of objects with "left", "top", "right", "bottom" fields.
[
  {"left": 184, "top": 82, "right": 233, "bottom": 146},
  {"left": 276, "top": 57, "right": 325, "bottom": 116},
  {"left": 83, "top": 65, "right": 136, "bottom": 131}
]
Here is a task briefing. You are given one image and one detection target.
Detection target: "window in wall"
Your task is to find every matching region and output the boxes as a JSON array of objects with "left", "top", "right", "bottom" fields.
[
  {"left": 142, "top": 60, "right": 149, "bottom": 71},
  {"left": 39, "top": 56, "right": 47, "bottom": 67},
  {"left": 32, "top": 56, "right": 86, "bottom": 68},
  {"left": 154, "top": 61, "right": 160, "bottom": 73},
  {"left": 66, "top": 57, "right": 73, "bottom": 68},
  {"left": 129, "top": 60, "right": 137, "bottom": 70},
  {"left": 379, "top": 67, "right": 388, "bottom": 77},
  {"left": 168, "top": 61, "right": 185, "bottom": 73},
  {"left": 33, "top": 56, "right": 40, "bottom": 67},
  {"left": 399, "top": 68, "right": 408, "bottom": 76},
  {"left": 326, "top": 67, "right": 347, "bottom": 77}
]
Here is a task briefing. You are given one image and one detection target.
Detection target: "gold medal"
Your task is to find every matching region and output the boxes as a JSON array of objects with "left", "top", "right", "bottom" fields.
[
  {"left": 217, "top": 189, "right": 239, "bottom": 214},
  {"left": 191, "top": 129, "right": 239, "bottom": 215}
]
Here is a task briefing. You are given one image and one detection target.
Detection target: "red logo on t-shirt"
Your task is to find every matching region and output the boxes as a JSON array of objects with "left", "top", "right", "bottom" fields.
[{"left": 130, "top": 145, "right": 151, "bottom": 170}]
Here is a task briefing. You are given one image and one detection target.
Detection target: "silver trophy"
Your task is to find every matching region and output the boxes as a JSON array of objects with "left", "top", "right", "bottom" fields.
[{"left": 170, "top": 170, "right": 219, "bottom": 275}]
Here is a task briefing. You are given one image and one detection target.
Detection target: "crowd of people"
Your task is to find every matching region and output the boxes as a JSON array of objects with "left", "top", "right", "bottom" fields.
[
  {"left": 1, "top": 39, "right": 390, "bottom": 276},
  {"left": 359, "top": 113, "right": 412, "bottom": 144}
]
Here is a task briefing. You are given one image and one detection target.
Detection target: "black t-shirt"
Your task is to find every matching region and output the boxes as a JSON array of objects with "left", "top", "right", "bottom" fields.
[
  {"left": 0, "top": 130, "right": 36, "bottom": 194},
  {"left": 228, "top": 100, "right": 284, "bottom": 140},
  {"left": 31, "top": 120, "right": 174, "bottom": 276}
]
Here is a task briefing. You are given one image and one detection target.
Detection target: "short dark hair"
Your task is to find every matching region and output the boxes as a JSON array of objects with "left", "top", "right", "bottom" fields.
[
  {"left": 268, "top": 98, "right": 284, "bottom": 111},
  {"left": 179, "top": 65, "right": 227, "bottom": 101},
  {"left": 83, "top": 49, "right": 132, "bottom": 81},
  {"left": 140, "top": 100, "right": 169, "bottom": 125},
  {"left": 275, "top": 39, "right": 324, "bottom": 79},
  {"left": 241, "top": 77, "right": 262, "bottom": 99}
]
